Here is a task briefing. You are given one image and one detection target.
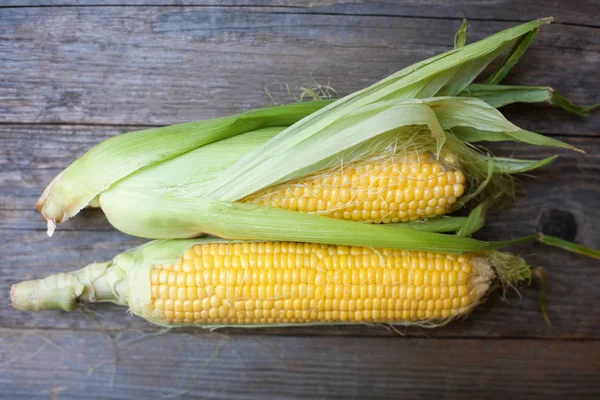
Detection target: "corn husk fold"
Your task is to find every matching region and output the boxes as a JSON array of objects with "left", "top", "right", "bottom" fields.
[
  {"left": 205, "top": 96, "right": 575, "bottom": 202},
  {"left": 460, "top": 84, "right": 600, "bottom": 116},
  {"left": 37, "top": 101, "right": 330, "bottom": 229}
]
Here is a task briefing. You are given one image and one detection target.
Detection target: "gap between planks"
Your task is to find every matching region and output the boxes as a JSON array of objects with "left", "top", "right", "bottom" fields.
[
  {"left": 1, "top": 325, "right": 599, "bottom": 341},
  {"left": 0, "top": 3, "right": 598, "bottom": 29}
]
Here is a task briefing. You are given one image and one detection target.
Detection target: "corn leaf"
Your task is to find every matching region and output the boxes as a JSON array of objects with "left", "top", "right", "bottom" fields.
[
  {"left": 537, "top": 234, "right": 600, "bottom": 260},
  {"left": 206, "top": 101, "right": 447, "bottom": 201},
  {"left": 489, "top": 233, "right": 540, "bottom": 249},
  {"left": 461, "top": 83, "right": 600, "bottom": 116},
  {"left": 426, "top": 97, "right": 577, "bottom": 153},
  {"left": 485, "top": 28, "right": 540, "bottom": 84},
  {"left": 208, "top": 19, "right": 551, "bottom": 201},
  {"left": 108, "top": 127, "right": 284, "bottom": 197},
  {"left": 487, "top": 233, "right": 600, "bottom": 260},
  {"left": 434, "top": 53, "right": 501, "bottom": 97},
  {"left": 208, "top": 95, "right": 561, "bottom": 202},
  {"left": 38, "top": 101, "right": 331, "bottom": 228},
  {"left": 454, "top": 158, "right": 495, "bottom": 209},
  {"left": 551, "top": 90, "right": 600, "bottom": 116},
  {"left": 457, "top": 201, "right": 489, "bottom": 237},
  {"left": 405, "top": 203, "right": 488, "bottom": 235},
  {"left": 407, "top": 217, "right": 469, "bottom": 233},
  {"left": 454, "top": 19, "right": 468, "bottom": 49},
  {"left": 451, "top": 126, "right": 582, "bottom": 152},
  {"left": 425, "top": 97, "right": 524, "bottom": 131},
  {"left": 492, "top": 155, "right": 558, "bottom": 174},
  {"left": 534, "top": 267, "right": 552, "bottom": 327},
  {"left": 99, "top": 191, "right": 492, "bottom": 254}
]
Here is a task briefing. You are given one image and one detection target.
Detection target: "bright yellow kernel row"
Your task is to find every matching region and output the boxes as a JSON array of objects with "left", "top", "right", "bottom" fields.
[
  {"left": 160, "top": 308, "right": 463, "bottom": 324},
  {"left": 150, "top": 268, "right": 469, "bottom": 290},
  {"left": 180, "top": 242, "right": 470, "bottom": 259},
  {"left": 150, "top": 281, "right": 471, "bottom": 302},
  {"left": 242, "top": 154, "right": 466, "bottom": 223},
  {"left": 153, "top": 295, "right": 472, "bottom": 313},
  {"left": 165, "top": 243, "right": 470, "bottom": 273},
  {"left": 160, "top": 256, "right": 469, "bottom": 273}
]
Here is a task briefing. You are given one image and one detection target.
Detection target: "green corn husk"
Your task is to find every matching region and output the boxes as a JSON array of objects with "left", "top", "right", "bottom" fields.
[
  {"left": 454, "top": 20, "right": 598, "bottom": 114},
  {"left": 453, "top": 19, "right": 468, "bottom": 50},
  {"left": 92, "top": 98, "right": 554, "bottom": 242},
  {"left": 460, "top": 84, "right": 600, "bottom": 116},
  {"left": 206, "top": 96, "right": 576, "bottom": 202},
  {"left": 37, "top": 19, "right": 585, "bottom": 252},
  {"left": 94, "top": 95, "right": 563, "bottom": 242},
  {"left": 10, "top": 237, "right": 532, "bottom": 329},
  {"left": 485, "top": 27, "right": 540, "bottom": 85},
  {"left": 37, "top": 100, "right": 331, "bottom": 231}
]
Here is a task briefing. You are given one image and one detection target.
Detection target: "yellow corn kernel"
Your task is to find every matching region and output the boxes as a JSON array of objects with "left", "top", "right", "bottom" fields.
[
  {"left": 242, "top": 154, "right": 466, "bottom": 223},
  {"left": 148, "top": 241, "right": 493, "bottom": 325}
]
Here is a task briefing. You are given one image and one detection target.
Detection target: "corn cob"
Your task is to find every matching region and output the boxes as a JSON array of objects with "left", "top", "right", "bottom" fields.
[
  {"left": 244, "top": 152, "right": 466, "bottom": 223},
  {"left": 149, "top": 242, "right": 486, "bottom": 324},
  {"left": 11, "top": 239, "right": 530, "bottom": 327}
]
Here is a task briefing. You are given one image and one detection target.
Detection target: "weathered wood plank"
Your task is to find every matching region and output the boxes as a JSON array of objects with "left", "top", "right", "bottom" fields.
[
  {"left": 1, "top": 122, "right": 599, "bottom": 337},
  {"left": 0, "top": 7, "right": 598, "bottom": 134},
  {"left": 0, "top": 328, "right": 598, "bottom": 399},
  {"left": 2, "top": 1, "right": 599, "bottom": 27}
]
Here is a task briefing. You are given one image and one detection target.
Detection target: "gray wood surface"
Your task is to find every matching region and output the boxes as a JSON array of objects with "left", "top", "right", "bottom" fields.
[
  {"left": 1, "top": 1, "right": 599, "bottom": 398},
  {"left": 0, "top": 6, "right": 598, "bottom": 134},
  {"left": 1, "top": 329, "right": 599, "bottom": 399},
  {"left": 2, "top": 1, "right": 599, "bottom": 27}
]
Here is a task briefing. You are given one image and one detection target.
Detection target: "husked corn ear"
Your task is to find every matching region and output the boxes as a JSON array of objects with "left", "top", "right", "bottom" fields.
[
  {"left": 12, "top": 239, "right": 533, "bottom": 328},
  {"left": 243, "top": 153, "right": 466, "bottom": 223},
  {"left": 148, "top": 241, "right": 492, "bottom": 325}
]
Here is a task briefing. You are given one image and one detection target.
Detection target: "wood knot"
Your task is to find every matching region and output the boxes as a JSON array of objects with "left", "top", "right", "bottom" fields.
[{"left": 537, "top": 209, "right": 577, "bottom": 241}]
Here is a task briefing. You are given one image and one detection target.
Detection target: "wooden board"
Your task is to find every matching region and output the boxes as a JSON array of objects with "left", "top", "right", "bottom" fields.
[
  {"left": 2, "top": 1, "right": 599, "bottom": 27},
  {"left": 1, "top": 2, "right": 599, "bottom": 398},
  {"left": 0, "top": 6, "right": 598, "bottom": 134},
  {"left": 1, "top": 328, "right": 599, "bottom": 399}
]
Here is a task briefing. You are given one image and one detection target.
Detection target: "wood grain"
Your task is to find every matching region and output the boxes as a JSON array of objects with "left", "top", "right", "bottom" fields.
[
  {"left": 0, "top": 6, "right": 598, "bottom": 134},
  {"left": 2, "top": 1, "right": 599, "bottom": 27},
  {"left": 0, "top": 328, "right": 598, "bottom": 399}
]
